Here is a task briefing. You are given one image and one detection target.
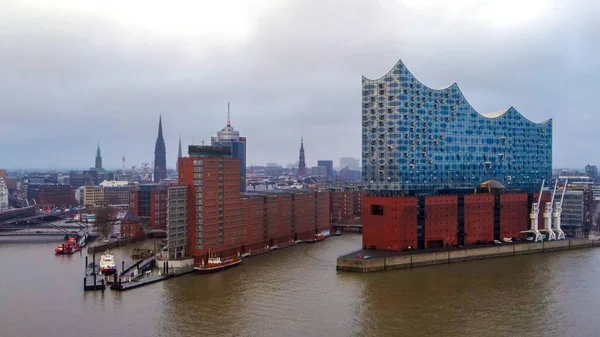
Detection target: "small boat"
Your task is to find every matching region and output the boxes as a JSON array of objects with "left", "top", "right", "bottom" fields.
[
  {"left": 194, "top": 256, "right": 242, "bottom": 274},
  {"left": 306, "top": 233, "right": 325, "bottom": 243},
  {"left": 334, "top": 230, "right": 342, "bottom": 236},
  {"left": 99, "top": 251, "right": 116, "bottom": 275},
  {"left": 55, "top": 237, "right": 81, "bottom": 254}
]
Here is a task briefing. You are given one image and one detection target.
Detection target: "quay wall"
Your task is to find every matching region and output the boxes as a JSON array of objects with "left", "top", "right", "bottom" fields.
[{"left": 337, "top": 238, "right": 600, "bottom": 273}]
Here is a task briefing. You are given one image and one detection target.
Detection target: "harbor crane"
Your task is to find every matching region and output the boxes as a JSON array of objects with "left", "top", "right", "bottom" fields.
[
  {"left": 539, "top": 180, "right": 558, "bottom": 241},
  {"left": 522, "top": 179, "right": 544, "bottom": 242},
  {"left": 552, "top": 178, "right": 568, "bottom": 240}
]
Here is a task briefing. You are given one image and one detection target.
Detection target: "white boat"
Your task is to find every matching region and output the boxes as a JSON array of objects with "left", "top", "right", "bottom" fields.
[{"left": 99, "top": 251, "right": 116, "bottom": 275}]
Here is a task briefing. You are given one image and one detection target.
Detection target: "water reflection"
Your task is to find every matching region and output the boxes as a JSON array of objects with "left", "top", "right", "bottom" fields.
[{"left": 1, "top": 234, "right": 600, "bottom": 336}]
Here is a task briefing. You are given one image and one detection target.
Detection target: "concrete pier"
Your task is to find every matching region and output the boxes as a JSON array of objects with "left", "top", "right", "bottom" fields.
[{"left": 337, "top": 238, "right": 599, "bottom": 273}]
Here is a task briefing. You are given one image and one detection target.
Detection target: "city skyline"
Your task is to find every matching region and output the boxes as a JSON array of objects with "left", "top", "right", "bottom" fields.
[{"left": 1, "top": 1, "right": 598, "bottom": 169}]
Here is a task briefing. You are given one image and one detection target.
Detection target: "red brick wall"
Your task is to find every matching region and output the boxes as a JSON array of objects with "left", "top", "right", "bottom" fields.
[
  {"left": 149, "top": 190, "right": 167, "bottom": 230},
  {"left": 464, "top": 194, "right": 494, "bottom": 244},
  {"left": 362, "top": 196, "right": 417, "bottom": 251},
  {"left": 121, "top": 221, "right": 143, "bottom": 239},
  {"left": 315, "top": 191, "right": 331, "bottom": 233},
  {"left": 223, "top": 159, "right": 246, "bottom": 250},
  {"left": 245, "top": 197, "right": 265, "bottom": 249},
  {"left": 424, "top": 195, "right": 457, "bottom": 248},
  {"left": 500, "top": 193, "right": 529, "bottom": 238},
  {"left": 292, "top": 193, "right": 311, "bottom": 239}
]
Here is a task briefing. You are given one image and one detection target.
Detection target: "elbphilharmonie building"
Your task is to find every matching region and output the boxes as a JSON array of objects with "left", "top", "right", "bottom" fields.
[{"left": 361, "top": 59, "right": 552, "bottom": 194}]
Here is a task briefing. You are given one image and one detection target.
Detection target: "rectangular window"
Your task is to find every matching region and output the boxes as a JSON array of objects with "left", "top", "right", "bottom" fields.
[{"left": 370, "top": 205, "right": 384, "bottom": 216}]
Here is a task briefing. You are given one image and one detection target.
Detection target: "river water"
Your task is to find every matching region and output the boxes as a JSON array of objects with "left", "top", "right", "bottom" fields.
[{"left": 0, "top": 234, "right": 599, "bottom": 337}]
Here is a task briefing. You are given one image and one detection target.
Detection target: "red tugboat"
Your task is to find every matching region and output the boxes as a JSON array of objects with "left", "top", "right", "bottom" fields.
[
  {"left": 55, "top": 237, "right": 81, "bottom": 254},
  {"left": 306, "top": 233, "right": 325, "bottom": 244},
  {"left": 194, "top": 252, "right": 242, "bottom": 274}
]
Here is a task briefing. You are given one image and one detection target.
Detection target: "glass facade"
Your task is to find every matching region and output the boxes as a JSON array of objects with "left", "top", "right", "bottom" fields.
[
  {"left": 362, "top": 59, "right": 552, "bottom": 193},
  {"left": 211, "top": 140, "right": 246, "bottom": 192}
]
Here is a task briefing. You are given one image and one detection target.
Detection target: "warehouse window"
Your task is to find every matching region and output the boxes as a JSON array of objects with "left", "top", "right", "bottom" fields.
[{"left": 370, "top": 205, "right": 384, "bottom": 216}]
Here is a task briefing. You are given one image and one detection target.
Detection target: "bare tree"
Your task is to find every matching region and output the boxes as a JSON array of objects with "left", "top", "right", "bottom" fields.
[{"left": 95, "top": 205, "right": 114, "bottom": 239}]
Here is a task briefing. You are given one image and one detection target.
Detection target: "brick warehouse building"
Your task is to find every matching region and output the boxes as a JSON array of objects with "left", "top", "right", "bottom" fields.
[
  {"left": 128, "top": 183, "right": 168, "bottom": 234},
  {"left": 177, "top": 145, "right": 330, "bottom": 262},
  {"left": 361, "top": 59, "right": 552, "bottom": 251}
]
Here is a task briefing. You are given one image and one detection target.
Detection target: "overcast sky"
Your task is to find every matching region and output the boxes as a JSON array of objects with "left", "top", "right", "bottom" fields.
[{"left": 0, "top": 0, "right": 597, "bottom": 170}]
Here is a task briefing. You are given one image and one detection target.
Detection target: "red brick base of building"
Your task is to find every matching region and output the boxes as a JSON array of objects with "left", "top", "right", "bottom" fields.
[{"left": 363, "top": 191, "right": 538, "bottom": 251}]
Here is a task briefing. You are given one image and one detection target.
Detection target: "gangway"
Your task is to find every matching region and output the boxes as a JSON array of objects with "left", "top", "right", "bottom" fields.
[
  {"left": 120, "top": 255, "right": 156, "bottom": 279},
  {"left": 552, "top": 178, "right": 568, "bottom": 240},
  {"left": 539, "top": 180, "right": 558, "bottom": 241},
  {"left": 521, "top": 180, "right": 544, "bottom": 242}
]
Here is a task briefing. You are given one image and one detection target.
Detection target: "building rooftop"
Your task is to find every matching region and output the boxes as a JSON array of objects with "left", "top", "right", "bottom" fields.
[{"left": 99, "top": 180, "right": 130, "bottom": 188}]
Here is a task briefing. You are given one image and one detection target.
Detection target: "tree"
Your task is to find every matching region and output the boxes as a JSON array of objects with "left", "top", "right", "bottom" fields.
[{"left": 95, "top": 205, "right": 114, "bottom": 239}]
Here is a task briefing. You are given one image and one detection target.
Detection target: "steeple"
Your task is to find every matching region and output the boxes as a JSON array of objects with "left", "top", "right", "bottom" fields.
[
  {"left": 178, "top": 137, "right": 183, "bottom": 159},
  {"left": 154, "top": 115, "right": 167, "bottom": 183},
  {"left": 95, "top": 143, "right": 102, "bottom": 170},
  {"left": 176, "top": 136, "right": 183, "bottom": 174},
  {"left": 158, "top": 115, "right": 164, "bottom": 139},
  {"left": 298, "top": 136, "right": 306, "bottom": 177}
]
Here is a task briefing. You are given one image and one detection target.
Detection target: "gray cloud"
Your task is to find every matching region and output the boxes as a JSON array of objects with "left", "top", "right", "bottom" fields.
[{"left": 0, "top": 0, "right": 598, "bottom": 170}]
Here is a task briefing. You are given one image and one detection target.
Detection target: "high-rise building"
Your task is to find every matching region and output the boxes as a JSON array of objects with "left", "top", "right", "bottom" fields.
[
  {"left": 166, "top": 185, "right": 189, "bottom": 259},
  {"left": 298, "top": 137, "right": 306, "bottom": 177},
  {"left": 95, "top": 144, "right": 103, "bottom": 171},
  {"left": 211, "top": 103, "right": 247, "bottom": 192},
  {"left": 585, "top": 165, "right": 598, "bottom": 180},
  {"left": 179, "top": 145, "right": 245, "bottom": 257},
  {"left": 154, "top": 116, "right": 167, "bottom": 183},
  {"left": 0, "top": 178, "right": 8, "bottom": 211},
  {"left": 317, "top": 160, "right": 334, "bottom": 178},
  {"left": 362, "top": 59, "right": 552, "bottom": 193},
  {"left": 361, "top": 58, "right": 553, "bottom": 251}
]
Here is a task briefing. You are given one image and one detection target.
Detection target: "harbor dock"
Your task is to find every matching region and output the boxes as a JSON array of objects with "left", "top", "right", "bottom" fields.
[{"left": 337, "top": 237, "right": 600, "bottom": 273}]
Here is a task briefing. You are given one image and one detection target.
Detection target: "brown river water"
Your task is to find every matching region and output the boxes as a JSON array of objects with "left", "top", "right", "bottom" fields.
[{"left": 0, "top": 233, "right": 599, "bottom": 337}]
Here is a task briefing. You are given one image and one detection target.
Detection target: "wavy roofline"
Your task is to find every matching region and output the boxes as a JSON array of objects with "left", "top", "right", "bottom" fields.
[{"left": 362, "top": 58, "right": 552, "bottom": 126}]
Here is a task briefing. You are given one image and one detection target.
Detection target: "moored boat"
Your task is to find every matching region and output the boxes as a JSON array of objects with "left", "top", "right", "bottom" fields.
[
  {"left": 99, "top": 250, "right": 116, "bottom": 275},
  {"left": 194, "top": 256, "right": 242, "bottom": 274},
  {"left": 55, "top": 237, "right": 81, "bottom": 254},
  {"left": 334, "top": 230, "right": 342, "bottom": 236},
  {"left": 306, "top": 233, "right": 325, "bottom": 243}
]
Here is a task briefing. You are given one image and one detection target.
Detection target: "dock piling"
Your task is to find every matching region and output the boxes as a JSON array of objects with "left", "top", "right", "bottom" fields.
[{"left": 85, "top": 256, "right": 89, "bottom": 276}]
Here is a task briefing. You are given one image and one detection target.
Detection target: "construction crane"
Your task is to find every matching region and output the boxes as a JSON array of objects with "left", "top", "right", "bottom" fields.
[
  {"left": 540, "top": 180, "right": 558, "bottom": 241},
  {"left": 523, "top": 179, "right": 544, "bottom": 242},
  {"left": 553, "top": 178, "right": 568, "bottom": 240}
]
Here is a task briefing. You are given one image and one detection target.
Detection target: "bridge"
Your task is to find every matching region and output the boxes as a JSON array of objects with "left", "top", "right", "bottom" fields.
[
  {"left": 331, "top": 222, "right": 363, "bottom": 233},
  {"left": 0, "top": 211, "right": 88, "bottom": 236}
]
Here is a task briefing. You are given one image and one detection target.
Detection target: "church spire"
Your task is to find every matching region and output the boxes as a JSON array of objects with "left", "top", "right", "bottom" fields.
[
  {"left": 178, "top": 136, "right": 183, "bottom": 158},
  {"left": 95, "top": 143, "right": 102, "bottom": 170},
  {"left": 298, "top": 136, "right": 306, "bottom": 177},
  {"left": 154, "top": 115, "right": 166, "bottom": 183}
]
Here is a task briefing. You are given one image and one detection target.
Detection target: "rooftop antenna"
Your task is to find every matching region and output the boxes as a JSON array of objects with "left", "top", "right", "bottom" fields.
[{"left": 227, "top": 102, "right": 231, "bottom": 127}]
